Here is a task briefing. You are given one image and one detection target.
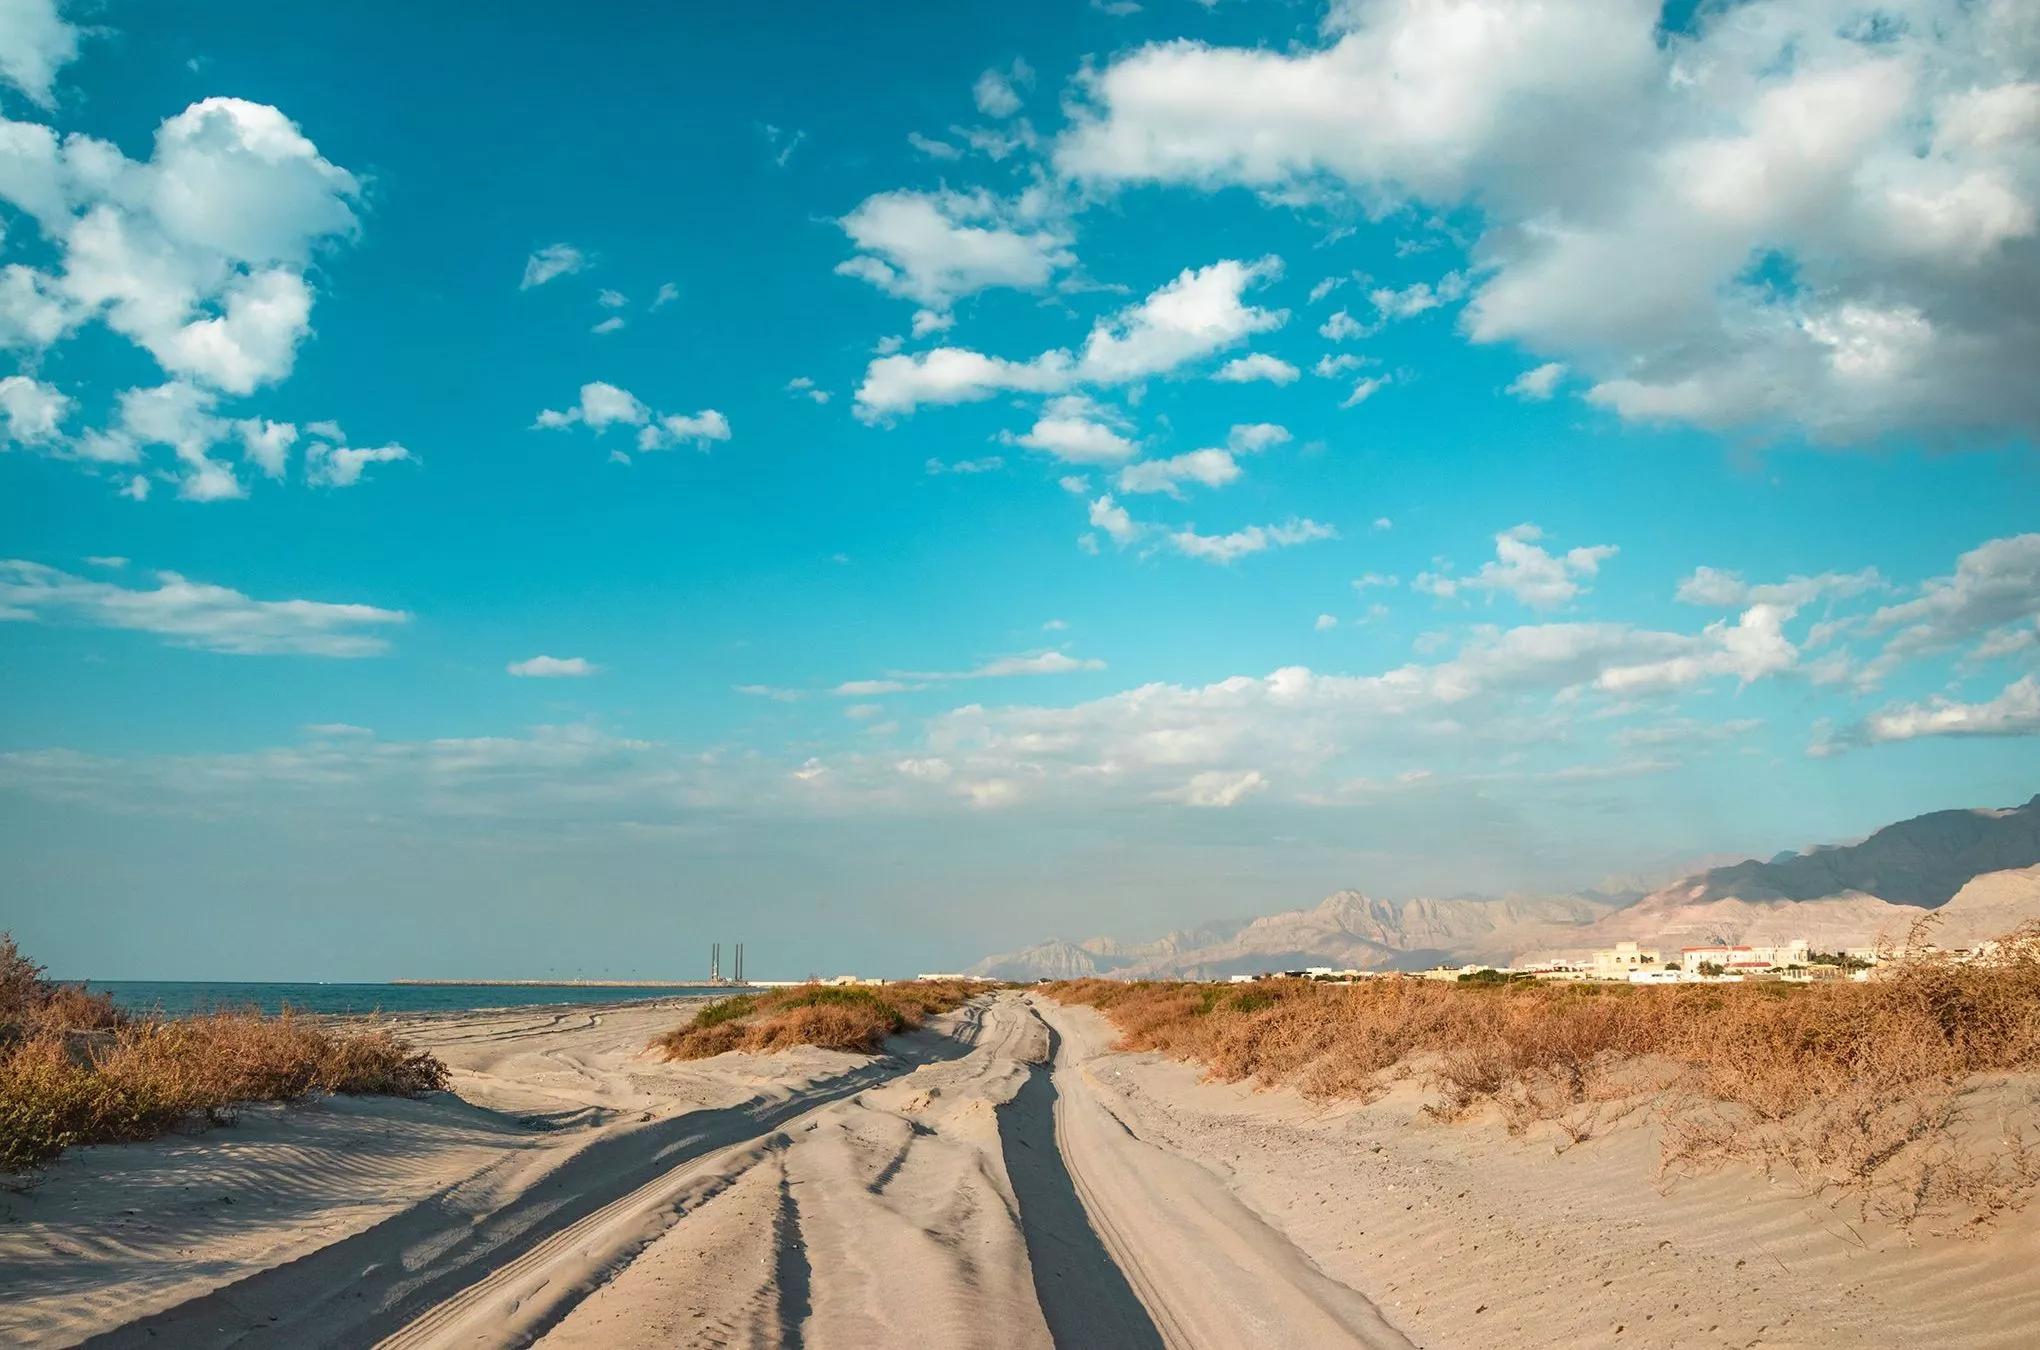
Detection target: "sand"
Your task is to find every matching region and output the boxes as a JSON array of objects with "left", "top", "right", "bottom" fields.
[{"left": 3, "top": 991, "right": 2036, "bottom": 1348}]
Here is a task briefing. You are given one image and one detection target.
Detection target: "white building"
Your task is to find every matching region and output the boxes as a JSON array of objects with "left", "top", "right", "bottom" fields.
[
  {"left": 1590, "top": 942, "right": 1662, "bottom": 979},
  {"left": 1677, "top": 940, "right": 1810, "bottom": 974}
]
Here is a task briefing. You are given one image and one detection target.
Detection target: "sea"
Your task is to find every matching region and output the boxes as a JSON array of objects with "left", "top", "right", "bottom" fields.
[{"left": 78, "top": 981, "right": 729, "bottom": 1018}]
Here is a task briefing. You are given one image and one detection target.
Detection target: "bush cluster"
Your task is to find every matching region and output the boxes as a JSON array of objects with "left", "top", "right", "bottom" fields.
[
  {"left": 651, "top": 980, "right": 979, "bottom": 1060},
  {"left": 1048, "top": 926, "right": 2040, "bottom": 1224},
  {"left": 1, "top": 934, "right": 448, "bottom": 1171}
]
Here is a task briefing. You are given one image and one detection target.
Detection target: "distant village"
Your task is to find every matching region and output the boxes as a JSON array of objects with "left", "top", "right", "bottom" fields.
[{"left": 1229, "top": 935, "right": 2012, "bottom": 986}]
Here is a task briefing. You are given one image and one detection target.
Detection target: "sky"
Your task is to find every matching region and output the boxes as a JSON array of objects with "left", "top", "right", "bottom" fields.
[{"left": 1, "top": 0, "right": 2036, "bottom": 981}]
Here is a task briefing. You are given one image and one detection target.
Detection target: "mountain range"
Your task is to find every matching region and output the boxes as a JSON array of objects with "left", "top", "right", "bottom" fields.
[{"left": 968, "top": 793, "right": 2040, "bottom": 981}]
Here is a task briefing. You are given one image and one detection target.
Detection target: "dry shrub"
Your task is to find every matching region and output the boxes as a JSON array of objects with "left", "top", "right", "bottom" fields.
[
  {"left": 1048, "top": 928, "right": 2040, "bottom": 1224},
  {"left": 651, "top": 980, "right": 978, "bottom": 1060},
  {"left": 0, "top": 932, "right": 449, "bottom": 1172}
]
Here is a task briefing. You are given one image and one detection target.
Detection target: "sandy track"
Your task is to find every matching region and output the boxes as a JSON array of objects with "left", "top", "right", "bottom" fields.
[
  {"left": 63, "top": 1005, "right": 983, "bottom": 1350},
  {"left": 1032, "top": 996, "right": 1413, "bottom": 1350}
]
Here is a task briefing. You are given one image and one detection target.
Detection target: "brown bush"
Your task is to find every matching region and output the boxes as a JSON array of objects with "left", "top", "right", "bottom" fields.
[
  {"left": 0, "top": 933, "right": 449, "bottom": 1172},
  {"left": 651, "top": 980, "right": 979, "bottom": 1060},
  {"left": 1047, "top": 929, "right": 2040, "bottom": 1224}
]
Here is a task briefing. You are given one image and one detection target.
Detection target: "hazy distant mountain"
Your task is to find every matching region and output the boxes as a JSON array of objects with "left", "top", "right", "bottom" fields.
[
  {"left": 971, "top": 793, "right": 2040, "bottom": 980},
  {"left": 970, "top": 891, "right": 1618, "bottom": 981}
]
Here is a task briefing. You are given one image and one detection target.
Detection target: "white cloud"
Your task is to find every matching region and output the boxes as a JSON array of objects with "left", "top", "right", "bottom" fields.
[
  {"left": 1595, "top": 604, "right": 1799, "bottom": 693},
  {"left": 1116, "top": 422, "right": 1289, "bottom": 495},
  {"left": 1054, "top": 0, "right": 2040, "bottom": 440},
  {"left": 0, "top": 0, "right": 79, "bottom": 108},
  {"left": 1118, "top": 448, "right": 1241, "bottom": 495},
  {"left": 535, "top": 383, "right": 726, "bottom": 450},
  {"left": 1308, "top": 276, "right": 1347, "bottom": 303},
  {"left": 1506, "top": 362, "right": 1566, "bottom": 401},
  {"left": 1370, "top": 273, "right": 1466, "bottom": 320},
  {"left": 1076, "top": 257, "right": 1287, "bottom": 383},
  {"left": 1340, "top": 375, "right": 1388, "bottom": 408},
  {"left": 1087, "top": 493, "right": 1145, "bottom": 547},
  {"left": 1353, "top": 572, "right": 1398, "bottom": 591},
  {"left": 596, "top": 289, "right": 627, "bottom": 309},
  {"left": 0, "top": 372, "right": 68, "bottom": 443},
  {"left": 305, "top": 438, "right": 411, "bottom": 488},
  {"left": 507, "top": 655, "right": 600, "bottom": 678},
  {"left": 907, "top": 132, "right": 963, "bottom": 160},
  {"left": 852, "top": 256, "right": 1285, "bottom": 419},
  {"left": 926, "top": 455, "right": 1004, "bottom": 474},
  {"left": 535, "top": 381, "right": 649, "bottom": 431},
  {"left": 1169, "top": 517, "right": 1335, "bottom": 563},
  {"left": 1005, "top": 399, "right": 1138, "bottom": 463},
  {"left": 973, "top": 59, "right": 1034, "bottom": 119},
  {"left": 1315, "top": 613, "right": 1338, "bottom": 630},
  {"left": 855, "top": 347, "right": 1073, "bottom": 422},
  {"left": 651, "top": 282, "right": 679, "bottom": 309},
  {"left": 786, "top": 376, "right": 830, "bottom": 404},
  {"left": 1858, "top": 533, "right": 2040, "bottom": 668},
  {"left": 1422, "top": 524, "right": 1618, "bottom": 610},
  {"left": 735, "top": 684, "right": 803, "bottom": 702},
  {"left": 520, "top": 244, "right": 585, "bottom": 290},
  {"left": 1313, "top": 353, "right": 1363, "bottom": 378},
  {"left": 1850, "top": 675, "right": 2040, "bottom": 744},
  {"left": 1319, "top": 309, "right": 1365, "bottom": 341},
  {"left": 1157, "top": 768, "right": 1269, "bottom": 807},
  {"left": 1212, "top": 352, "right": 1299, "bottom": 384},
  {"left": 834, "top": 679, "right": 909, "bottom": 696},
  {"left": 234, "top": 417, "right": 296, "bottom": 479},
  {"left": 1675, "top": 564, "right": 1883, "bottom": 609},
  {"left": 591, "top": 316, "right": 624, "bottom": 335},
  {"left": 0, "top": 559, "right": 408, "bottom": 656},
  {"left": 837, "top": 188, "right": 1073, "bottom": 311},
  {"left": 0, "top": 97, "right": 360, "bottom": 397},
  {"left": 645, "top": 409, "right": 732, "bottom": 450},
  {"left": 891, "top": 650, "right": 1107, "bottom": 682}
]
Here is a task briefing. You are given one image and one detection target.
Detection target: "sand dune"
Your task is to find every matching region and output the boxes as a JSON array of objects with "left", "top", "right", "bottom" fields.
[{"left": 5, "top": 990, "right": 2037, "bottom": 1348}]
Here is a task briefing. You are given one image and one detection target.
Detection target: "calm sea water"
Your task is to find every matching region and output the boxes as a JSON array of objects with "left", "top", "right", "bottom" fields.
[{"left": 81, "top": 981, "right": 728, "bottom": 1018}]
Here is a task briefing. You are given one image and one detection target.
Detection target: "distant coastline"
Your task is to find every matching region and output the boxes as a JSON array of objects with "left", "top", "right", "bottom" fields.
[{"left": 390, "top": 979, "right": 726, "bottom": 988}]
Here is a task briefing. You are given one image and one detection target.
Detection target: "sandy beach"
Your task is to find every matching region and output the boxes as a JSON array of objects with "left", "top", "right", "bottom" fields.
[{"left": 4, "top": 991, "right": 2037, "bottom": 1349}]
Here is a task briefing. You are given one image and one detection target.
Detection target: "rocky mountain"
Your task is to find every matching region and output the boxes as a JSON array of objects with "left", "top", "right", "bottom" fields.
[
  {"left": 971, "top": 793, "right": 2040, "bottom": 980},
  {"left": 1666, "top": 794, "right": 2040, "bottom": 909}
]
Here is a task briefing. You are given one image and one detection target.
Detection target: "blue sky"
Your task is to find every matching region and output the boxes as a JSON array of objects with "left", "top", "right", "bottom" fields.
[{"left": 1, "top": 0, "right": 2036, "bottom": 980}]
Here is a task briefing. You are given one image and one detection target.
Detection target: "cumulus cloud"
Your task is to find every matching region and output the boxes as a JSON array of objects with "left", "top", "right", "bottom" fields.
[
  {"left": 1857, "top": 533, "right": 2040, "bottom": 668},
  {"left": 1004, "top": 396, "right": 1139, "bottom": 463},
  {"left": 1506, "top": 362, "right": 1567, "bottom": 400},
  {"left": 1417, "top": 525, "right": 1617, "bottom": 610},
  {"left": 520, "top": 244, "right": 586, "bottom": 290},
  {"left": 1054, "top": 0, "right": 2040, "bottom": 440},
  {"left": 1842, "top": 674, "right": 2040, "bottom": 746},
  {"left": 1115, "top": 422, "right": 1290, "bottom": 496},
  {"left": 507, "top": 655, "right": 601, "bottom": 678},
  {"left": 853, "top": 257, "right": 1284, "bottom": 419},
  {"left": 0, "top": 0, "right": 79, "bottom": 108},
  {"left": 837, "top": 188, "right": 1073, "bottom": 311},
  {"left": 855, "top": 347, "right": 1074, "bottom": 422},
  {"left": 973, "top": 58, "right": 1034, "bottom": 119},
  {"left": 1169, "top": 517, "right": 1335, "bottom": 563},
  {"left": 645, "top": 409, "right": 733, "bottom": 450},
  {"left": 1212, "top": 352, "right": 1300, "bottom": 384},
  {"left": 0, "top": 96, "right": 359, "bottom": 396},
  {"left": 1088, "top": 493, "right": 1144, "bottom": 546},
  {"left": 0, "top": 559, "right": 408, "bottom": 656},
  {"left": 0, "top": 372, "right": 68, "bottom": 443},
  {"left": 890, "top": 650, "right": 1107, "bottom": 681},
  {"left": 1595, "top": 604, "right": 1800, "bottom": 693},
  {"left": 1675, "top": 564, "right": 1884, "bottom": 609},
  {"left": 536, "top": 382, "right": 728, "bottom": 450}
]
